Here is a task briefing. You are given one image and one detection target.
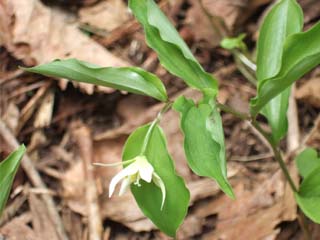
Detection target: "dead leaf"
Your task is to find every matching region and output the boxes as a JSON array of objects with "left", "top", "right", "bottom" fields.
[
  {"left": 185, "top": 0, "right": 272, "bottom": 45},
  {"left": 0, "top": 0, "right": 129, "bottom": 94},
  {"left": 305, "top": 115, "right": 320, "bottom": 149},
  {"left": 62, "top": 136, "right": 126, "bottom": 216},
  {"left": 1, "top": 102, "right": 20, "bottom": 133},
  {"left": 185, "top": 0, "right": 222, "bottom": 45},
  {"left": 79, "top": 0, "right": 130, "bottom": 33},
  {"left": 295, "top": 78, "right": 320, "bottom": 108},
  {"left": 299, "top": 0, "right": 320, "bottom": 23},
  {"left": 34, "top": 89, "right": 54, "bottom": 128},
  {"left": 0, "top": 213, "right": 40, "bottom": 240},
  {"left": 197, "top": 168, "right": 297, "bottom": 240}
]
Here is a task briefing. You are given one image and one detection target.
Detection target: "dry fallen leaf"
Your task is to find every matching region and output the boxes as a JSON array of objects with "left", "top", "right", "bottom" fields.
[
  {"left": 198, "top": 168, "right": 297, "bottom": 240},
  {"left": 33, "top": 90, "right": 55, "bottom": 128},
  {"left": 1, "top": 102, "right": 20, "bottom": 133},
  {"left": 295, "top": 77, "right": 320, "bottom": 108},
  {"left": 185, "top": 0, "right": 272, "bottom": 45},
  {"left": 79, "top": 0, "right": 130, "bottom": 33},
  {"left": 0, "top": 0, "right": 129, "bottom": 94},
  {"left": 0, "top": 213, "right": 40, "bottom": 240}
]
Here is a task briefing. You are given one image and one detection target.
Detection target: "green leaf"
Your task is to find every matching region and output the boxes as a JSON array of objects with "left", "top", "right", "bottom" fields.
[
  {"left": 220, "top": 33, "right": 247, "bottom": 51},
  {"left": 122, "top": 124, "right": 190, "bottom": 237},
  {"left": 22, "top": 59, "right": 168, "bottom": 102},
  {"left": 173, "top": 96, "right": 234, "bottom": 199},
  {"left": 295, "top": 166, "right": 320, "bottom": 224},
  {"left": 0, "top": 145, "right": 26, "bottom": 216},
  {"left": 298, "top": 166, "right": 320, "bottom": 198},
  {"left": 295, "top": 194, "right": 320, "bottom": 224},
  {"left": 256, "top": 0, "right": 303, "bottom": 80},
  {"left": 129, "top": 0, "right": 217, "bottom": 91},
  {"left": 256, "top": 0, "right": 303, "bottom": 142},
  {"left": 251, "top": 21, "right": 320, "bottom": 116},
  {"left": 295, "top": 148, "right": 320, "bottom": 178},
  {"left": 261, "top": 87, "right": 291, "bottom": 142}
]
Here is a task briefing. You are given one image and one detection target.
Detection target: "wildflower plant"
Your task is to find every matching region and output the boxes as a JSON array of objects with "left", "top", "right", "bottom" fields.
[
  {"left": 0, "top": 145, "right": 25, "bottom": 216},
  {"left": 21, "top": 0, "right": 320, "bottom": 237}
]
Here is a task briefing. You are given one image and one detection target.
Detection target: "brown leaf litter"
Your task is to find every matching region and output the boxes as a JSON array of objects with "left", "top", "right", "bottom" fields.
[
  {"left": 79, "top": 0, "right": 130, "bottom": 33},
  {"left": 0, "top": 0, "right": 129, "bottom": 94}
]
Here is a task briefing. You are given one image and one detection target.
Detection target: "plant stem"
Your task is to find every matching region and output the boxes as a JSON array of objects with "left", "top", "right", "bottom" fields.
[
  {"left": 216, "top": 102, "right": 250, "bottom": 121},
  {"left": 217, "top": 103, "right": 313, "bottom": 239},
  {"left": 140, "top": 101, "right": 172, "bottom": 155},
  {"left": 250, "top": 118, "right": 298, "bottom": 192},
  {"left": 219, "top": 103, "right": 298, "bottom": 192},
  {"left": 234, "top": 57, "right": 257, "bottom": 85}
]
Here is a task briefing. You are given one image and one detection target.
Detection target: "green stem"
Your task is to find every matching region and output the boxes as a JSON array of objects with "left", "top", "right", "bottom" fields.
[
  {"left": 216, "top": 102, "right": 250, "bottom": 121},
  {"left": 251, "top": 119, "right": 298, "bottom": 192},
  {"left": 217, "top": 103, "right": 313, "bottom": 239},
  {"left": 218, "top": 103, "right": 298, "bottom": 192},
  {"left": 140, "top": 101, "right": 172, "bottom": 155},
  {"left": 232, "top": 51, "right": 257, "bottom": 86},
  {"left": 232, "top": 50, "right": 257, "bottom": 72}
]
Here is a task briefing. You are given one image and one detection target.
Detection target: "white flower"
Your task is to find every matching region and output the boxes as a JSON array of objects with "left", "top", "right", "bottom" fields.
[{"left": 94, "top": 156, "right": 166, "bottom": 210}]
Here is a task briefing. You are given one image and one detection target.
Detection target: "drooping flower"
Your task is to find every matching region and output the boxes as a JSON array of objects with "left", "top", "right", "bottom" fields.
[{"left": 94, "top": 156, "right": 166, "bottom": 210}]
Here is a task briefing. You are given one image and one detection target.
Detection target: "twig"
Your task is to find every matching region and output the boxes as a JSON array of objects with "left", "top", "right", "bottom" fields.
[
  {"left": 72, "top": 122, "right": 102, "bottom": 240},
  {"left": 15, "top": 81, "right": 52, "bottom": 134},
  {"left": 230, "top": 152, "right": 273, "bottom": 162},
  {"left": 0, "top": 69, "right": 24, "bottom": 85},
  {"left": 0, "top": 119, "right": 68, "bottom": 240},
  {"left": 287, "top": 85, "right": 311, "bottom": 239},
  {"left": 287, "top": 85, "right": 300, "bottom": 152},
  {"left": 0, "top": 193, "right": 27, "bottom": 227}
]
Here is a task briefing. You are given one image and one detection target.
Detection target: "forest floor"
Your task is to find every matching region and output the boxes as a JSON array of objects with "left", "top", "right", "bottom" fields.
[{"left": 0, "top": 0, "right": 319, "bottom": 239}]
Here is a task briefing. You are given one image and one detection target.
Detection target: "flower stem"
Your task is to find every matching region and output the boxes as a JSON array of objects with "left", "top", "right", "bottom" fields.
[{"left": 140, "top": 101, "right": 172, "bottom": 155}]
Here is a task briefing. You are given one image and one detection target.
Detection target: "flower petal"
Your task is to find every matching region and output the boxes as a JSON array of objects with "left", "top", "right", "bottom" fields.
[
  {"left": 93, "top": 158, "right": 136, "bottom": 167},
  {"left": 119, "top": 177, "right": 132, "bottom": 196},
  {"left": 109, "top": 164, "right": 139, "bottom": 197},
  {"left": 153, "top": 172, "right": 166, "bottom": 210},
  {"left": 137, "top": 156, "right": 154, "bottom": 183}
]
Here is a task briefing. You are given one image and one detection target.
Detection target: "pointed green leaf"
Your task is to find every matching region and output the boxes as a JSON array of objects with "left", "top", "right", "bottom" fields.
[
  {"left": 295, "top": 194, "right": 320, "bottom": 224},
  {"left": 256, "top": 0, "right": 303, "bottom": 80},
  {"left": 173, "top": 96, "right": 234, "bottom": 198},
  {"left": 22, "top": 59, "right": 168, "bottom": 102},
  {"left": 0, "top": 145, "right": 26, "bottom": 216},
  {"left": 295, "top": 148, "right": 320, "bottom": 178},
  {"left": 122, "top": 124, "right": 190, "bottom": 237},
  {"left": 256, "top": 0, "right": 303, "bottom": 142},
  {"left": 129, "top": 0, "right": 217, "bottom": 91},
  {"left": 298, "top": 166, "right": 320, "bottom": 197},
  {"left": 220, "top": 33, "right": 247, "bottom": 51},
  {"left": 251, "top": 21, "right": 320, "bottom": 116},
  {"left": 295, "top": 166, "right": 320, "bottom": 224},
  {"left": 261, "top": 87, "right": 291, "bottom": 142}
]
